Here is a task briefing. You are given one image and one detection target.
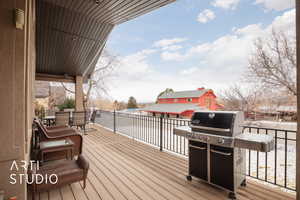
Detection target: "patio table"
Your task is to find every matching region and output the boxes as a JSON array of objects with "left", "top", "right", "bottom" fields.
[{"left": 39, "top": 138, "right": 74, "bottom": 163}]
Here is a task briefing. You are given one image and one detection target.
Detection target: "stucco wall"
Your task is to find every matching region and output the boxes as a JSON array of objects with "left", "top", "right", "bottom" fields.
[{"left": 0, "top": 0, "right": 35, "bottom": 199}]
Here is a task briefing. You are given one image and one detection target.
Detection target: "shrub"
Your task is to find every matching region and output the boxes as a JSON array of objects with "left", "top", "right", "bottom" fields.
[
  {"left": 57, "top": 98, "right": 75, "bottom": 111},
  {"left": 34, "top": 101, "right": 46, "bottom": 119}
]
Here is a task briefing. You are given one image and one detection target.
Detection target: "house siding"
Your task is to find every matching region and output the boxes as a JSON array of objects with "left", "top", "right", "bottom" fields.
[
  {"left": 157, "top": 90, "right": 218, "bottom": 110},
  {"left": 0, "top": 0, "right": 35, "bottom": 199},
  {"left": 149, "top": 89, "right": 220, "bottom": 119}
]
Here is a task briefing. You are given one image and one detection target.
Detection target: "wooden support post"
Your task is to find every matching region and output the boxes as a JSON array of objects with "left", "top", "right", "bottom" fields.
[
  {"left": 75, "top": 76, "right": 84, "bottom": 111},
  {"left": 296, "top": 0, "right": 300, "bottom": 199}
]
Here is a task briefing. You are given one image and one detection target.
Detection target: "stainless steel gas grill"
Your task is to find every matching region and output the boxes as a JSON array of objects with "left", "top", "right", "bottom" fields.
[{"left": 174, "top": 111, "right": 274, "bottom": 200}]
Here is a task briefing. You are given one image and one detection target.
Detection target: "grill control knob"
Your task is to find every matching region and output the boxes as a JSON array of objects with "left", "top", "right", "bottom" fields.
[{"left": 218, "top": 138, "right": 225, "bottom": 144}]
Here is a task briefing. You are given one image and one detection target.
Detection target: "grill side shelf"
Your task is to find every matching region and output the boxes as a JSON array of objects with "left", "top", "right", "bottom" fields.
[
  {"left": 234, "top": 133, "right": 275, "bottom": 152},
  {"left": 174, "top": 126, "right": 191, "bottom": 137}
]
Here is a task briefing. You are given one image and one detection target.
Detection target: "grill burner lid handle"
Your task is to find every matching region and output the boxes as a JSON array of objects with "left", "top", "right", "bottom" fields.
[
  {"left": 211, "top": 149, "right": 232, "bottom": 156},
  {"left": 190, "top": 125, "right": 231, "bottom": 132},
  {"left": 191, "top": 119, "right": 200, "bottom": 124},
  {"left": 218, "top": 138, "right": 225, "bottom": 144}
]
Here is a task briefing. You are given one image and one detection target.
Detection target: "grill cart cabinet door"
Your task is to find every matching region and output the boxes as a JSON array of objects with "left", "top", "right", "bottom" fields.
[
  {"left": 210, "top": 145, "right": 234, "bottom": 191},
  {"left": 189, "top": 141, "right": 208, "bottom": 181}
]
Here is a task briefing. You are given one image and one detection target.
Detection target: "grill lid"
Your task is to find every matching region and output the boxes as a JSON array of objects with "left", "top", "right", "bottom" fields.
[
  {"left": 191, "top": 112, "right": 235, "bottom": 129},
  {"left": 190, "top": 111, "right": 243, "bottom": 137}
]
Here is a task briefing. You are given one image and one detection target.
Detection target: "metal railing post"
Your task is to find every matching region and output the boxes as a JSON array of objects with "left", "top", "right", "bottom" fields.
[
  {"left": 242, "top": 125, "right": 296, "bottom": 191},
  {"left": 160, "top": 116, "right": 163, "bottom": 151},
  {"left": 113, "top": 110, "right": 116, "bottom": 133}
]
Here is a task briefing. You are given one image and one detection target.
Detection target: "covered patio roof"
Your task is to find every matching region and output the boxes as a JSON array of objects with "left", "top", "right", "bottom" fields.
[{"left": 36, "top": 0, "right": 176, "bottom": 81}]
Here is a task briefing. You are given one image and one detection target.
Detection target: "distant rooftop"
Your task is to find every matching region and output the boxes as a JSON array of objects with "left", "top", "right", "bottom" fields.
[
  {"left": 258, "top": 105, "right": 297, "bottom": 113},
  {"left": 159, "top": 88, "right": 209, "bottom": 99},
  {"left": 35, "top": 81, "right": 50, "bottom": 98},
  {"left": 143, "top": 103, "right": 204, "bottom": 114}
]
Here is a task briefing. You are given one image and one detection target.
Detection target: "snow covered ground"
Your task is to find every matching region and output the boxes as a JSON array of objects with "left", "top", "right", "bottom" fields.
[{"left": 244, "top": 120, "right": 296, "bottom": 131}]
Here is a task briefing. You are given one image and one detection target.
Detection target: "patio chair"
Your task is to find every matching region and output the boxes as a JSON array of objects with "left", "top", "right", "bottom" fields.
[
  {"left": 28, "top": 155, "right": 89, "bottom": 200},
  {"left": 55, "top": 111, "right": 70, "bottom": 126},
  {"left": 33, "top": 119, "right": 83, "bottom": 161},
  {"left": 46, "top": 109, "right": 55, "bottom": 116},
  {"left": 72, "top": 111, "right": 86, "bottom": 133}
]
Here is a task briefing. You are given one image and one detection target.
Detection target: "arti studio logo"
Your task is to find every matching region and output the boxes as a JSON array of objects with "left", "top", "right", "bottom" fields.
[{"left": 9, "top": 160, "right": 58, "bottom": 185}]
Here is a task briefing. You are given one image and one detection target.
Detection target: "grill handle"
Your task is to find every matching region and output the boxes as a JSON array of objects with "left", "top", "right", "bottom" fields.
[
  {"left": 189, "top": 145, "right": 206, "bottom": 150},
  {"left": 210, "top": 149, "right": 232, "bottom": 156},
  {"left": 190, "top": 125, "right": 231, "bottom": 132}
]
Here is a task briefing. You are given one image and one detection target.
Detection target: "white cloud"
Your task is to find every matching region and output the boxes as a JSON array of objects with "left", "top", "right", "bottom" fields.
[
  {"left": 107, "top": 52, "right": 203, "bottom": 102},
  {"left": 161, "top": 51, "right": 187, "bottom": 61},
  {"left": 175, "top": 9, "right": 295, "bottom": 91},
  {"left": 105, "top": 9, "right": 295, "bottom": 102},
  {"left": 153, "top": 38, "right": 187, "bottom": 48},
  {"left": 255, "top": 0, "right": 295, "bottom": 11},
  {"left": 165, "top": 9, "right": 295, "bottom": 62},
  {"left": 153, "top": 38, "right": 186, "bottom": 61},
  {"left": 117, "top": 49, "right": 156, "bottom": 76},
  {"left": 197, "top": 9, "right": 216, "bottom": 24},
  {"left": 180, "top": 67, "right": 198, "bottom": 75},
  {"left": 161, "top": 45, "right": 183, "bottom": 51},
  {"left": 212, "top": 0, "right": 240, "bottom": 10},
  {"left": 270, "top": 9, "right": 295, "bottom": 35}
]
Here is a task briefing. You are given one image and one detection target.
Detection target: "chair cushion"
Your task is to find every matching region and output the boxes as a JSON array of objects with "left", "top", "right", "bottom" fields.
[{"left": 29, "top": 159, "right": 86, "bottom": 191}]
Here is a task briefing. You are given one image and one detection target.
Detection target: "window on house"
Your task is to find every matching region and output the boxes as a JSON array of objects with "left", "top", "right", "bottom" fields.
[{"left": 205, "top": 97, "right": 212, "bottom": 108}]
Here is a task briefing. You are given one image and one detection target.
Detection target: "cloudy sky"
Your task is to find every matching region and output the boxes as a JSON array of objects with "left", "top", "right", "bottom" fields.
[{"left": 102, "top": 0, "right": 295, "bottom": 103}]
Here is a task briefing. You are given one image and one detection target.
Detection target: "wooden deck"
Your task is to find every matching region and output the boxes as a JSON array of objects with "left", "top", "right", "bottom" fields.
[{"left": 29, "top": 125, "right": 296, "bottom": 200}]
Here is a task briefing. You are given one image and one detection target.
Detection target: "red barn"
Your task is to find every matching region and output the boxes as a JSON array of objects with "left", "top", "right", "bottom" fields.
[{"left": 143, "top": 88, "right": 222, "bottom": 118}]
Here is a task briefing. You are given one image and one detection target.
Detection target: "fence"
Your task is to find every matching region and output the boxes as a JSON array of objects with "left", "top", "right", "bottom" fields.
[
  {"left": 243, "top": 126, "right": 296, "bottom": 191},
  {"left": 95, "top": 110, "right": 296, "bottom": 191}
]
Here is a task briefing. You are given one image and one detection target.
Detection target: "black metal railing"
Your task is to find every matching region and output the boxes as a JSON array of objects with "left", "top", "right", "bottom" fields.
[
  {"left": 95, "top": 110, "right": 296, "bottom": 191},
  {"left": 96, "top": 110, "right": 190, "bottom": 155},
  {"left": 242, "top": 126, "right": 296, "bottom": 191}
]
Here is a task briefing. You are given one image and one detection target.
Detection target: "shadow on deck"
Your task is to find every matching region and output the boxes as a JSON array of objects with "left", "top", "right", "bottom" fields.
[{"left": 29, "top": 125, "right": 296, "bottom": 200}]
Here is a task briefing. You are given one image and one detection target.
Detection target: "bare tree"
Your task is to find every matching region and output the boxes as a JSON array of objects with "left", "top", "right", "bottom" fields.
[
  {"left": 113, "top": 100, "right": 127, "bottom": 111},
  {"left": 247, "top": 29, "right": 296, "bottom": 96},
  {"left": 61, "top": 49, "right": 119, "bottom": 110},
  {"left": 221, "top": 84, "right": 261, "bottom": 113}
]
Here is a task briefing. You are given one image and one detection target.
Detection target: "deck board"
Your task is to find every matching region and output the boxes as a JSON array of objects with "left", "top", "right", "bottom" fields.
[
  {"left": 85, "top": 139, "right": 189, "bottom": 200},
  {"left": 87, "top": 151, "right": 164, "bottom": 200},
  {"left": 37, "top": 125, "right": 295, "bottom": 200},
  {"left": 88, "top": 135, "right": 230, "bottom": 200},
  {"left": 39, "top": 190, "right": 49, "bottom": 200},
  {"left": 60, "top": 185, "right": 75, "bottom": 200},
  {"left": 86, "top": 171, "right": 114, "bottom": 200},
  {"left": 49, "top": 188, "right": 61, "bottom": 200}
]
